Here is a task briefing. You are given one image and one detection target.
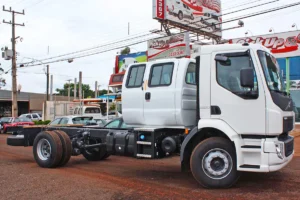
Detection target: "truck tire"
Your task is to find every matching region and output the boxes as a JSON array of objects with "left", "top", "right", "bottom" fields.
[
  {"left": 190, "top": 137, "right": 240, "bottom": 188},
  {"left": 53, "top": 130, "right": 72, "bottom": 167},
  {"left": 82, "top": 139, "right": 108, "bottom": 161},
  {"left": 33, "top": 131, "right": 63, "bottom": 168}
]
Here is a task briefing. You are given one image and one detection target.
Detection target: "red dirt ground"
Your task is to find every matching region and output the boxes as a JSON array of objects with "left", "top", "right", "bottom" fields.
[{"left": 0, "top": 134, "right": 300, "bottom": 200}]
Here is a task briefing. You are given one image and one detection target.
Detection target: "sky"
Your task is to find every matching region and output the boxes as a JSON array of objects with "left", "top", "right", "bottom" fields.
[{"left": 0, "top": 0, "right": 300, "bottom": 94}]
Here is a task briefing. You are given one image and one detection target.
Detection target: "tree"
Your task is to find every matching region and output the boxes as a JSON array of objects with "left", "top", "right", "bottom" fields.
[
  {"left": 56, "top": 83, "right": 94, "bottom": 98},
  {"left": 120, "top": 47, "right": 130, "bottom": 55}
]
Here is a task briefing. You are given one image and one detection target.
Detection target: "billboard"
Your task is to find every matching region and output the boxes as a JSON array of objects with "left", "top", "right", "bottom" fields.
[
  {"left": 229, "top": 31, "right": 300, "bottom": 58},
  {"left": 153, "top": 0, "right": 222, "bottom": 37},
  {"left": 115, "top": 51, "right": 147, "bottom": 74},
  {"left": 148, "top": 32, "right": 190, "bottom": 61}
]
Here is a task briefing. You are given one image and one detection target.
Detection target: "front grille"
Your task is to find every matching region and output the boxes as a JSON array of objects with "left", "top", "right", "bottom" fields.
[{"left": 283, "top": 116, "right": 294, "bottom": 133}]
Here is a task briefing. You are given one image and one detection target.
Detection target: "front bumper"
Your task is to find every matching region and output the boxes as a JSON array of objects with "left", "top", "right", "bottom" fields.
[{"left": 238, "top": 134, "right": 294, "bottom": 172}]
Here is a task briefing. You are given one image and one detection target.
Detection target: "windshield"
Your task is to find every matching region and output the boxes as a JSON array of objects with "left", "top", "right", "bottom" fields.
[
  {"left": 72, "top": 117, "right": 93, "bottom": 125},
  {"left": 257, "top": 50, "right": 285, "bottom": 92},
  {"left": 15, "top": 118, "right": 31, "bottom": 122},
  {"left": 0, "top": 117, "right": 11, "bottom": 123}
]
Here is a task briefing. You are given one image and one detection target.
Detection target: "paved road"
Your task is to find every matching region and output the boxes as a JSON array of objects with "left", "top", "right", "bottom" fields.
[{"left": 0, "top": 134, "right": 299, "bottom": 200}]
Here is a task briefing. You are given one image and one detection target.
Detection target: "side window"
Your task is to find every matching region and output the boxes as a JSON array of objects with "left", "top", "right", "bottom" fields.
[
  {"left": 26, "top": 115, "right": 31, "bottom": 119},
  {"left": 50, "top": 118, "right": 61, "bottom": 125},
  {"left": 149, "top": 63, "right": 174, "bottom": 87},
  {"left": 105, "top": 119, "right": 120, "bottom": 128},
  {"left": 216, "top": 52, "right": 258, "bottom": 98},
  {"left": 59, "top": 118, "right": 69, "bottom": 125},
  {"left": 186, "top": 62, "right": 196, "bottom": 85},
  {"left": 32, "top": 114, "right": 38, "bottom": 119},
  {"left": 126, "top": 65, "right": 146, "bottom": 88}
]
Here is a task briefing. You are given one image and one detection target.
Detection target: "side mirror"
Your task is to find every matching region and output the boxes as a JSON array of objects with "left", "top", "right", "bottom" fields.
[{"left": 240, "top": 68, "right": 254, "bottom": 88}]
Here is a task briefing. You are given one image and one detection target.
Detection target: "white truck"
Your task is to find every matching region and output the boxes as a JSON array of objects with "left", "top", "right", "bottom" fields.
[{"left": 7, "top": 43, "right": 294, "bottom": 189}]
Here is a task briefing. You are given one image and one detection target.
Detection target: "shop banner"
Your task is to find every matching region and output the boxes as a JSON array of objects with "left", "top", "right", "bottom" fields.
[
  {"left": 148, "top": 32, "right": 190, "bottom": 61},
  {"left": 229, "top": 31, "right": 300, "bottom": 58}
]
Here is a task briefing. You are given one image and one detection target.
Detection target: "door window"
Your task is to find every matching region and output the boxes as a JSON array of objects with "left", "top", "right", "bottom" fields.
[
  {"left": 59, "top": 118, "right": 69, "bottom": 125},
  {"left": 186, "top": 62, "right": 196, "bottom": 85},
  {"left": 216, "top": 51, "right": 258, "bottom": 98},
  {"left": 149, "top": 63, "right": 174, "bottom": 87},
  {"left": 105, "top": 119, "right": 121, "bottom": 128},
  {"left": 26, "top": 115, "right": 32, "bottom": 119},
  {"left": 126, "top": 65, "right": 146, "bottom": 88},
  {"left": 49, "top": 118, "right": 61, "bottom": 125},
  {"left": 32, "top": 114, "right": 38, "bottom": 119}
]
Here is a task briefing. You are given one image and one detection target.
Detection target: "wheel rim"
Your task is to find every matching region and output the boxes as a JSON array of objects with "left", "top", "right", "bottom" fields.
[
  {"left": 37, "top": 139, "right": 52, "bottom": 161},
  {"left": 202, "top": 148, "right": 233, "bottom": 180}
]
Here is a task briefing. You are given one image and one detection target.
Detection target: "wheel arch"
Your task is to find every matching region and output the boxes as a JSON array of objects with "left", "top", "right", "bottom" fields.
[{"left": 180, "top": 120, "right": 239, "bottom": 171}]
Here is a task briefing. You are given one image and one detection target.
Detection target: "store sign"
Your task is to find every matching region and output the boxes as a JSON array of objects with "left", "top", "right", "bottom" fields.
[
  {"left": 148, "top": 32, "right": 190, "bottom": 61},
  {"left": 153, "top": 0, "right": 222, "bottom": 37},
  {"left": 115, "top": 51, "right": 147, "bottom": 74},
  {"left": 229, "top": 31, "right": 300, "bottom": 58}
]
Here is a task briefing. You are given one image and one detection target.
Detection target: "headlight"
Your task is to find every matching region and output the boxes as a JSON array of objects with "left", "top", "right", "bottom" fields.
[{"left": 275, "top": 143, "right": 284, "bottom": 160}]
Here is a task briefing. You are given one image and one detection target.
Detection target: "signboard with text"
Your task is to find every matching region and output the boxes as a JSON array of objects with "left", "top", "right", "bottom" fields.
[
  {"left": 147, "top": 32, "right": 190, "bottom": 61},
  {"left": 153, "top": 0, "right": 222, "bottom": 37},
  {"left": 229, "top": 31, "right": 300, "bottom": 58}
]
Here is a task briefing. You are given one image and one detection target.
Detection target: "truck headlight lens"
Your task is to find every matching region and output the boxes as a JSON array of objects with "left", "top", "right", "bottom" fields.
[{"left": 275, "top": 143, "right": 284, "bottom": 160}]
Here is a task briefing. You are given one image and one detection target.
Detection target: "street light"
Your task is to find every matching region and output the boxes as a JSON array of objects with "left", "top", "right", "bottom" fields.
[{"left": 292, "top": 23, "right": 298, "bottom": 30}]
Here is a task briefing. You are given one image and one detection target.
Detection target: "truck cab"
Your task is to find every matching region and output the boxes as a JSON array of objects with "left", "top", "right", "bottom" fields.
[{"left": 122, "top": 43, "right": 294, "bottom": 188}]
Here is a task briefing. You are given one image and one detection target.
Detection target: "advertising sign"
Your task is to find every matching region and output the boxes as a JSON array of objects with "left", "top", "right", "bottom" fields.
[
  {"left": 115, "top": 51, "right": 147, "bottom": 74},
  {"left": 148, "top": 32, "right": 190, "bottom": 61},
  {"left": 153, "top": 0, "right": 222, "bottom": 37},
  {"left": 229, "top": 31, "right": 300, "bottom": 58}
]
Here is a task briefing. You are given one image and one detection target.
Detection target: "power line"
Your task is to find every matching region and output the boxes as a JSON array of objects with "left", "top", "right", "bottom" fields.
[{"left": 20, "top": 31, "right": 155, "bottom": 65}]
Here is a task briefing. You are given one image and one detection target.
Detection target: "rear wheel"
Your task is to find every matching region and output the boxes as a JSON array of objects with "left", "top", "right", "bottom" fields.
[
  {"left": 33, "top": 131, "right": 63, "bottom": 168},
  {"left": 190, "top": 137, "right": 240, "bottom": 188},
  {"left": 53, "top": 130, "right": 72, "bottom": 167}
]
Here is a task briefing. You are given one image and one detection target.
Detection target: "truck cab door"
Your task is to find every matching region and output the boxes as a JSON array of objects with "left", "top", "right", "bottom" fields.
[
  {"left": 210, "top": 50, "right": 266, "bottom": 135},
  {"left": 122, "top": 64, "right": 147, "bottom": 126},
  {"left": 143, "top": 60, "right": 179, "bottom": 127}
]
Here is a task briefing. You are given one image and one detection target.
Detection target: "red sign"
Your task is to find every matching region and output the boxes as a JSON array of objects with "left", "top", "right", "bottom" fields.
[
  {"left": 229, "top": 31, "right": 300, "bottom": 58},
  {"left": 156, "top": 0, "right": 165, "bottom": 19}
]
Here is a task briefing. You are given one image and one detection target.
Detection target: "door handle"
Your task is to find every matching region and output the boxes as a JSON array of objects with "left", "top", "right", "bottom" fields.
[{"left": 145, "top": 92, "right": 151, "bottom": 100}]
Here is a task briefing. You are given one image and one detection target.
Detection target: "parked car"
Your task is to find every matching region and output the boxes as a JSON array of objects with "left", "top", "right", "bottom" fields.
[
  {"left": 19, "top": 113, "right": 42, "bottom": 122},
  {"left": 94, "top": 119, "right": 108, "bottom": 127},
  {"left": 0, "top": 117, "right": 14, "bottom": 132},
  {"left": 48, "top": 116, "right": 99, "bottom": 127},
  {"left": 73, "top": 105, "right": 103, "bottom": 120},
  {"left": 104, "top": 117, "right": 131, "bottom": 129},
  {"left": 1, "top": 117, "right": 34, "bottom": 134}
]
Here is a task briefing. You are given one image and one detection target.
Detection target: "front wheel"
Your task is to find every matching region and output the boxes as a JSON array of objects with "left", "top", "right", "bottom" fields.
[{"left": 190, "top": 137, "right": 240, "bottom": 188}]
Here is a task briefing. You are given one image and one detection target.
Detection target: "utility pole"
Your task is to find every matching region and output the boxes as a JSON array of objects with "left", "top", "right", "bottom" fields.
[
  {"left": 74, "top": 78, "right": 77, "bottom": 99},
  {"left": 46, "top": 65, "right": 49, "bottom": 101},
  {"left": 50, "top": 75, "right": 53, "bottom": 101},
  {"left": 3, "top": 6, "right": 25, "bottom": 117},
  {"left": 79, "top": 71, "right": 82, "bottom": 100},
  {"left": 66, "top": 79, "right": 72, "bottom": 101},
  {"left": 95, "top": 81, "right": 98, "bottom": 98}
]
